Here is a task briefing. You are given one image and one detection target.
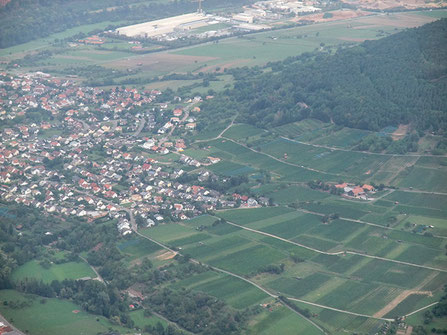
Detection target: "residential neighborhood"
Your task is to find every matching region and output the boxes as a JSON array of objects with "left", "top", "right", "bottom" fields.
[{"left": 0, "top": 72, "right": 265, "bottom": 236}]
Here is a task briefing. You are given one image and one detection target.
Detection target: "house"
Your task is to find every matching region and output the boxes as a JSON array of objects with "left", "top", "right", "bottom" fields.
[
  {"left": 146, "top": 218, "right": 155, "bottom": 227},
  {"left": 185, "top": 122, "right": 196, "bottom": 130},
  {"left": 207, "top": 157, "right": 221, "bottom": 164},
  {"left": 349, "top": 187, "right": 365, "bottom": 197},
  {"left": 362, "top": 184, "right": 375, "bottom": 192}
]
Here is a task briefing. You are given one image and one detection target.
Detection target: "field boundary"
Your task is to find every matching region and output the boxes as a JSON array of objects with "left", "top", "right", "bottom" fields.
[
  {"left": 223, "top": 220, "right": 447, "bottom": 273},
  {"left": 133, "top": 224, "right": 439, "bottom": 326}
]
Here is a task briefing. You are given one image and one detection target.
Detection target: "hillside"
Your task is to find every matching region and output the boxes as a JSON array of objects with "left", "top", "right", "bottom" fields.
[{"left": 201, "top": 18, "right": 447, "bottom": 133}]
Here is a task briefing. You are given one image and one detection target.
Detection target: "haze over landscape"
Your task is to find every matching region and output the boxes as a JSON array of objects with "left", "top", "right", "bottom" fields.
[{"left": 0, "top": 1, "right": 446, "bottom": 335}]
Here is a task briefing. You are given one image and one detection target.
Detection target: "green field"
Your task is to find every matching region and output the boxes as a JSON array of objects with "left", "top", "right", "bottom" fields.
[
  {"left": 191, "top": 275, "right": 269, "bottom": 309},
  {"left": 172, "top": 11, "right": 441, "bottom": 72},
  {"left": 223, "top": 124, "right": 265, "bottom": 140},
  {"left": 11, "top": 260, "right": 96, "bottom": 284},
  {"left": 208, "top": 244, "right": 286, "bottom": 275},
  {"left": 216, "top": 206, "right": 294, "bottom": 225},
  {"left": 117, "top": 237, "right": 162, "bottom": 259},
  {"left": 129, "top": 309, "right": 168, "bottom": 329},
  {"left": 248, "top": 306, "right": 322, "bottom": 335},
  {"left": 395, "top": 166, "right": 447, "bottom": 192},
  {"left": 0, "top": 290, "right": 127, "bottom": 335},
  {"left": 267, "top": 273, "right": 331, "bottom": 298}
]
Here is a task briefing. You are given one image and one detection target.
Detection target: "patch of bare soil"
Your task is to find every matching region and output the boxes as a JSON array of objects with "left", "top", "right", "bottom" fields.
[
  {"left": 157, "top": 250, "right": 177, "bottom": 260},
  {"left": 293, "top": 9, "right": 370, "bottom": 23},
  {"left": 392, "top": 124, "right": 409, "bottom": 141},
  {"left": 373, "top": 272, "right": 437, "bottom": 318},
  {"left": 355, "top": 13, "right": 436, "bottom": 28},
  {"left": 374, "top": 290, "right": 432, "bottom": 318},
  {"left": 340, "top": 0, "right": 444, "bottom": 10}
]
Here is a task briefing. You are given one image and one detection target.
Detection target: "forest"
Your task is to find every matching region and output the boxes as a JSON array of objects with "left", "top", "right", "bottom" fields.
[{"left": 200, "top": 19, "right": 447, "bottom": 134}]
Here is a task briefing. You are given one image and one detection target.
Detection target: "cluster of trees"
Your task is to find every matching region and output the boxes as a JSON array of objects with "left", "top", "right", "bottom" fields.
[
  {"left": 257, "top": 263, "right": 284, "bottom": 275},
  {"left": 15, "top": 278, "right": 134, "bottom": 327},
  {"left": 200, "top": 19, "right": 447, "bottom": 135},
  {"left": 0, "top": 199, "right": 255, "bottom": 334},
  {"left": 420, "top": 285, "right": 447, "bottom": 333},
  {"left": 0, "top": 0, "right": 253, "bottom": 48},
  {"left": 356, "top": 133, "right": 420, "bottom": 154},
  {"left": 277, "top": 296, "right": 312, "bottom": 318},
  {"left": 147, "top": 288, "right": 248, "bottom": 334},
  {"left": 307, "top": 180, "right": 343, "bottom": 195},
  {"left": 143, "top": 322, "right": 185, "bottom": 335}
]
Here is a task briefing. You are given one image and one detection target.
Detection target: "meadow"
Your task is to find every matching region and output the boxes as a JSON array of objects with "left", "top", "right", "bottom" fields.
[
  {"left": 0, "top": 290, "right": 128, "bottom": 335},
  {"left": 11, "top": 260, "right": 96, "bottom": 284}
]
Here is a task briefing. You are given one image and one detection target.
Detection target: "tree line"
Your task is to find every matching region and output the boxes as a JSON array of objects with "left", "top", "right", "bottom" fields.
[{"left": 199, "top": 19, "right": 447, "bottom": 136}]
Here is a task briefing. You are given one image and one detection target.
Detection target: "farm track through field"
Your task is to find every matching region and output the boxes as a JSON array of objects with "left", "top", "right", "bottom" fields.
[
  {"left": 132, "top": 221, "right": 441, "bottom": 328},
  {"left": 217, "top": 136, "right": 447, "bottom": 196},
  {"left": 221, "top": 137, "right": 344, "bottom": 178},
  {"left": 280, "top": 136, "right": 447, "bottom": 158},
  {"left": 79, "top": 255, "right": 104, "bottom": 283},
  {"left": 404, "top": 302, "right": 439, "bottom": 317},
  {"left": 294, "top": 207, "right": 447, "bottom": 239},
  {"left": 75, "top": 182, "right": 445, "bottom": 328},
  {"left": 223, "top": 220, "right": 447, "bottom": 273},
  {"left": 194, "top": 114, "right": 238, "bottom": 143}
]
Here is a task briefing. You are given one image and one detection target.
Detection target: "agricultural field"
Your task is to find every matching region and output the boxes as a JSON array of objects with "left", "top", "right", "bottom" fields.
[
  {"left": 140, "top": 196, "right": 446, "bottom": 333},
  {"left": 179, "top": 274, "right": 269, "bottom": 309},
  {"left": 171, "top": 11, "right": 445, "bottom": 72},
  {"left": 247, "top": 306, "right": 323, "bottom": 335},
  {"left": 1, "top": 5, "right": 447, "bottom": 335},
  {"left": 117, "top": 236, "right": 162, "bottom": 259},
  {"left": 3, "top": 9, "right": 443, "bottom": 93}
]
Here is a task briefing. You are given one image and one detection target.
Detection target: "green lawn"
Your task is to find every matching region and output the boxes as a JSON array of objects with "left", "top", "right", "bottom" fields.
[
  {"left": 129, "top": 309, "right": 168, "bottom": 329},
  {"left": 0, "top": 290, "right": 127, "bottom": 335},
  {"left": 11, "top": 260, "right": 96, "bottom": 284}
]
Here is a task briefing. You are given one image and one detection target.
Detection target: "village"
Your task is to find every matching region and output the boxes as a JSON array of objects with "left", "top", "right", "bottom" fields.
[{"left": 0, "top": 72, "right": 265, "bottom": 236}]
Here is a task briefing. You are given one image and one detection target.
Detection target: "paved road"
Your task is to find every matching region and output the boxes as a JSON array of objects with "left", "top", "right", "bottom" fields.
[
  {"left": 79, "top": 255, "right": 104, "bottom": 283},
  {"left": 133, "top": 117, "right": 146, "bottom": 137},
  {"left": 0, "top": 313, "right": 26, "bottom": 335},
  {"left": 194, "top": 114, "right": 238, "bottom": 143},
  {"left": 404, "top": 302, "right": 439, "bottom": 317},
  {"left": 398, "top": 188, "right": 447, "bottom": 196}
]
